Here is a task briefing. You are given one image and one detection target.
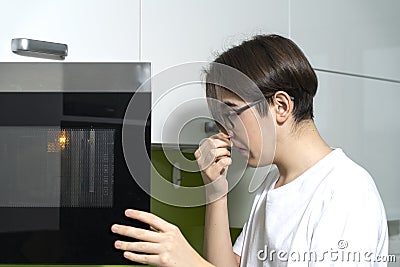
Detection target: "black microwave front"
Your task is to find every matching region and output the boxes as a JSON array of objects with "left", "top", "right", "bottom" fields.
[{"left": 0, "top": 63, "right": 151, "bottom": 265}]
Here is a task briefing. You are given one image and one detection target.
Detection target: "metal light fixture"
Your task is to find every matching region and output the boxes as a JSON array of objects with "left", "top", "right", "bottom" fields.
[{"left": 11, "top": 38, "right": 68, "bottom": 60}]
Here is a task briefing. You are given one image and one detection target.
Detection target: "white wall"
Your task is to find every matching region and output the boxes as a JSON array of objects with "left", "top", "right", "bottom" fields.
[
  {"left": 0, "top": 0, "right": 141, "bottom": 61},
  {"left": 290, "top": 0, "right": 400, "bottom": 82}
]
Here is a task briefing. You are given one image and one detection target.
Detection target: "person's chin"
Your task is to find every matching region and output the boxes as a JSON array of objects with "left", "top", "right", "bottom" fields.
[
  {"left": 236, "top": 148, "right": 265, "bottom": 167},
  {"left": 245, "top": 155, "right": 258, "bottom": 168},
  {"left": 246, "top": 161, "right": 258, "bottom": 168},
  {"left": 246, "top": 155, "right": 272, "bottom": 168}
]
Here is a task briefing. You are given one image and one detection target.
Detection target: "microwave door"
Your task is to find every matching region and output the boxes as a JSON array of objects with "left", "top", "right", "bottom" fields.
[{"left": 0, "top": 63, "right": 151, "bottom": 265}]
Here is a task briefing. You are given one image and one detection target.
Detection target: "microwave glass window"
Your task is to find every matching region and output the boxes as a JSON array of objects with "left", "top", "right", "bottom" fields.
[
  {"left": 60, "top": 128, "right": 114, "bottom": 208},
  {"left": 0, "top": 127, "right": 114, "bottom": 208}
]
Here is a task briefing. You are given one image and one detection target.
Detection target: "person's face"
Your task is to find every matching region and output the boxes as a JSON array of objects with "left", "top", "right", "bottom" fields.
[{"left": 219, "top": 91, "right": 276, "bottom": 167}]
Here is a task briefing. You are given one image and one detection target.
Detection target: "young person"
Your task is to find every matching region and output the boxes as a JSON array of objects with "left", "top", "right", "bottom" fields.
[{"left": 111, "top": 34, "right": 388, "bottom": 266}]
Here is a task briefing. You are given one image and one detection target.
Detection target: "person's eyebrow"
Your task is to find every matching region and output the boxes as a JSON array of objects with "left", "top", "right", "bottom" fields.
[{"left": 223, "top": 101, "right": 238, "bottom": 107}]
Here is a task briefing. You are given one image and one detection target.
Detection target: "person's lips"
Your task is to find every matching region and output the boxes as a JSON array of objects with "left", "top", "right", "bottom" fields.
[
  {"left": 238, "top": 148, "right": 248, "bottom": 155},
  {"left": 231, "top": 140, "right": 249, "bottom": 155}
]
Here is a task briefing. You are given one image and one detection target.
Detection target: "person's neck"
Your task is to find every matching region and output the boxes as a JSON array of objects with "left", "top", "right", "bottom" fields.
[{"left": 273, "top": 120, "right": 333, "bottom": 189}]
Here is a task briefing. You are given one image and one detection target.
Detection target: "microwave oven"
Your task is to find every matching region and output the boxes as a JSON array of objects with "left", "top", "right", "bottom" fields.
[{"left": 0, "top": 62, "right": 151, "bottom": 265}]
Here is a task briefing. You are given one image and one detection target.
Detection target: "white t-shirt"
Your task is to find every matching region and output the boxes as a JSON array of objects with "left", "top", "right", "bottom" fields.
[{"left": 233, "top": 148, "right": 388, "bottom": 266}]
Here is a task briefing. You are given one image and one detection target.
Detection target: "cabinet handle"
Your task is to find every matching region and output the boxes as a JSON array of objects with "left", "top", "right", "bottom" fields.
[{"left": 11, "top": 38, "right": 68, "bottom": 60}]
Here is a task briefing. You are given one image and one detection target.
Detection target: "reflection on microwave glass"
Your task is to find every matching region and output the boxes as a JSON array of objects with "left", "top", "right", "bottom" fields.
[{"left": 0, "top": 127, "right": 114, "bottom": 208}]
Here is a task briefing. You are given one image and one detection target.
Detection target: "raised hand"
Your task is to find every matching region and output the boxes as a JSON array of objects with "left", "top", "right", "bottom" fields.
[{"left": 194, "top": 132, "right": 232, "bottom": 202}]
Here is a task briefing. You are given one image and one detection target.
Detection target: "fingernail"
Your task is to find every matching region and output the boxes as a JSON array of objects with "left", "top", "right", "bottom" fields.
[
  {"left": 125, "top": 209, "right": 133, "bottom": 216},
  {"left": 115, "top": 241, "right": 122, "bottom": 248},
  {"left": 111, "top": 225, "right": 119, "bottom": 233}
]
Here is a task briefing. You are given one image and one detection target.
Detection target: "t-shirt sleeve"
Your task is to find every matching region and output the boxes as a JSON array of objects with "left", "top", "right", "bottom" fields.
[
  {"left": 309, "top": 172, "right": 388, "bottom": 266},
  {"left": 233, "top": 223, "right": 247, "bottom": 256}
]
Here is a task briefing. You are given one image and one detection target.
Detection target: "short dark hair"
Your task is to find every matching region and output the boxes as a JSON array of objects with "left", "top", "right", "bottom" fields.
[{"left": 205, "top": 34, "right": 318, "bottom": 123}]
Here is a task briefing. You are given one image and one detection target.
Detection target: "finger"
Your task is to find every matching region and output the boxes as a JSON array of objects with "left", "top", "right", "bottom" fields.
[
  {"left": 196, "top": 139, "right": 231, "bottom": 160},
  {"left": 216, "top": 157, "right": 232, "bottom": 174},
  {"left": 204, "top": 147, "right": 231, "bottom": 165},
  {"left": 205, "top": 157, "right": 232, "bottom": 178},
  {"left": 150, "top": 225, "right": 159, "bottom": 232},
  {"left": 214, "top": 157, "right": 232, "bottom": 173},
  {"left": 123, "top": 252, "right": 159, "bottom": 265},
  {"left": 197, "top": 148, "right": 231, "bottom": 171},
  {"left": 212, "top": 148, "right": 231, "bottom": 159},
  {"left": 194, "top": 135, "right": 232, "bottom": 159},
  {"left": 124, "top": 209, "right": 173, "bottom": 233},
  {"left": 216, "top": 156, "right": 232, "bottom": 167},
  {"left": 211, "top": 132, "right": 231, "bottom": 140},
  {"left": 200, "top": 135, "right": 231, "bottom": 148},
  {"left": 201, "top": 147, "right": 231, "bottom": 162},
  {"left": 111, "top": 224, "right": 162, "bottom": 243},
  {"left": 115, "top": 240, "right": 161, "bottom": 254},
  {"left": 208, "top": 136, "right": 231, "bottom": 147}
]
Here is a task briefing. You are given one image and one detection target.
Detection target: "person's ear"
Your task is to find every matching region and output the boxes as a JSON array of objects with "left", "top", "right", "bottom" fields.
[{"left": 273, "top": 91, "right": 293, "bottom": 124}]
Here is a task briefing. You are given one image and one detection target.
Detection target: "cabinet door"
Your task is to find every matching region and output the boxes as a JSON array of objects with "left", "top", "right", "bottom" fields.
[
  {"left": 142, "top": 0, "right": 289, "bottom": 144},
  {"left": 314, "top": 71, "right": 400, "bottom": 221},
  {"left": 0, "top": 0, "right": 140, "bottom": 61},
  {"left": 291, "top": 0, "right": 400, "bottom": 82}
]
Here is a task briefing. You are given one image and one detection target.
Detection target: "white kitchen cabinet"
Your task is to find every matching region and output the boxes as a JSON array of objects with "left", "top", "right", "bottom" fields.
[
  {"left": 142, "top": 0, "right": 289, "bottom": 144},
  {"left": 0, "top": 0, "right": 140, "bottom": 62},
  {"left": 314, "top": 70, "right": 400, "bottom": 221},
  {"left": 291, "top": 0, "right": 400, "bottom": 82}
]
